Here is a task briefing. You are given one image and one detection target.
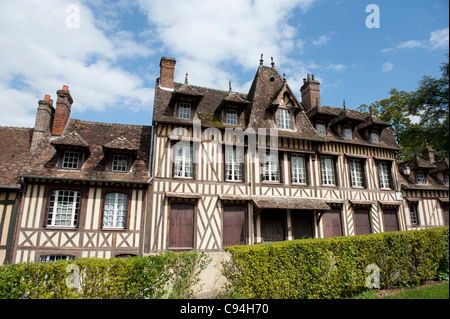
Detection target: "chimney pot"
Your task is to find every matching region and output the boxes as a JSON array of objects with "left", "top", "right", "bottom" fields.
[
  {"left": 159, "top": 57, "right": 176, "bottom": 89},
  {"left": 300, "top": 74, "right": 321, "bottom": 112},
  {"left": 62, "top": 85, "right": 69, "bottom": 91}
]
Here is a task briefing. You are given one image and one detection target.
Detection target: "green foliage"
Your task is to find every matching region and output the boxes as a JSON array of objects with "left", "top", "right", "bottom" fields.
[
  {"left": 0, "top": 251, "right": 210, "bottom": 299},
  {"left": 222, "top": 227, "right": 449, "bottom": 299}
]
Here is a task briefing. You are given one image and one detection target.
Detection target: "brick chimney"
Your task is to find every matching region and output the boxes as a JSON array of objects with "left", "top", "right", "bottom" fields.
[
  {"left": 159, "top": 57, "right": 176, "bottom": 89},
  {"left": 300, "top": 74, "right": 321, "bottom": 111},
  {"left": 31, "top": 94, "right": 55, "bottom": 151},
  {"left": 421, "top": 139, "right": 435, "bottom": 163},
  {"left": 51, "top": 85, "right": 73, "bottom": 136}
]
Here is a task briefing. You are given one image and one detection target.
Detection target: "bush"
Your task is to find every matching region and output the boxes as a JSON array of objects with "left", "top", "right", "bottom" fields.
[
  {"left": 222, "top": 227, "right": 449, "bottom": 299},
  {"left": 0, "top": 251, "right": 210, "bottom": 299}
]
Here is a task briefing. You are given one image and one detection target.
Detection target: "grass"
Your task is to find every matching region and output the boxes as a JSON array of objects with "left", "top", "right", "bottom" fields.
[{"left": 354, "top": 281, "right": 449, "bottom": 299}]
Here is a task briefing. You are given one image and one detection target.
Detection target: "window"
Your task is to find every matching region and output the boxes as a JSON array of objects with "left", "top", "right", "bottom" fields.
[
  {"left": 409, "top": 203, "right": 419, "bottom": 226},
  {"left": 416, "top": 170, "right": 427, "bottom": 184},
  {"left": 103, "top": 193, "right": 128, "bottom": 229},
  {"left": 178, "top": 102, "right": 191, "bottom": 119},
  {"left": 349, "top": 159, "right": 364, "bottom": 187},
  {"left": 262, "top": 151, "right": 280, "bottom": 182},
  {"left": 40, "top": 255, "right": 75, "bottom": 263},
  {"left": 316, "top": 121, "right": 326, "bottom": 135},
  {"left": 343, "top": 125, "right": 352, "bottom": 139},
  {"left": 62, "top": 151, "right": 80, "bottom": 169},
  {"left": 378, "top": 162, "right": 391, "bottom": 189},
  {"left": 370, "top": 130, "right": 379, "bottom": 142},
  {"left": 47, "top": 190, "right": 81, "bottom": 227},
  {"left": 291, "top": 155, "right": 307, "bottom": 184},
  {"left": 278, "top": 109, "right": 292, "bottom": 130},
  {"left": 112, "top": 155, "right": 128, "bottom": 172},
  {"left": 173, "top": 143, "right": 194, "bottom": 178},
  {"left": 225, "top": 147, "right": 243, "bottom": 182},
  {"left": 226, "top": 109, "right": 238, "bottom": 125},
  {"left": 320, "top": 156, "right": 336, "bottom": 186}
]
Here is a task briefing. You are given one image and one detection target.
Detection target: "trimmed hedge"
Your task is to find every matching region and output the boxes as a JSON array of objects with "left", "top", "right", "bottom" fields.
[
  {"left": 0, "top": 251, "right": 210, "bottom": 299},
  {"left": 223, "top": 227, "right": 449, "bottom": 299}
]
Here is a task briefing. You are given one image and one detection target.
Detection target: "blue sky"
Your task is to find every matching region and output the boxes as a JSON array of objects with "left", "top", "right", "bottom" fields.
[{"left": 0, "top": 0, "right": 448, "bottom": 127}]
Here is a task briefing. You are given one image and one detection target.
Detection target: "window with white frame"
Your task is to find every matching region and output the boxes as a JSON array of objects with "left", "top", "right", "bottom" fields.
[
  {"left": 416, "top": 170, "right": 427, "bottom": 184},
  {"left": 112, "top": 155, "right": 128, "bottom": 172},
  {"left": 378, "top": 161, "right": 391, "bottom": 189},
  {"left": 103, "top": 193, "right": 128, "bottom": 229},
  {"left": 261, "top": 151, "right": 280, "bottom": 182},
  {"left": 343, "top": 125, "right": 352, "bottom": 139},
  {"left": 173, "top": 142, "right": 194, "bottom": 178},
  {"left": 291, "top": 155, "right": 307, "bottom": 184},
  {"left": 349, "top": 158, "right": 364, "bottom": 187},
  {"left": 370, "top": 130, "right": 379, "bottom": 142},
  {"left": 316, "top": 120, "right": 326, "bottom": 135},
  {"left": 320, "top": 156, "right": 336, "bottom": 186},
  {"left": 62, "top": 151, "right": 80, "bottom": 169},
  {"left": 226, "top": 109, "right": 238, "bottom": 125},
  {"left": 278, "top": 109, "right": 292, "bottom": 130},
  {"left": 40, "top": 255, "right": 75, "bottom": 263},
  {"left": 225, "top": 147, "right": 243, "bottom": 181},
  {"left": 178, "top": 102, "right": 191, "bottom": 119},
  {"left": 47, "top": 190, "right": 81, "bottom": 227},
  {"left": 409, "top": 203, "right": 419, "bottom": 226}
]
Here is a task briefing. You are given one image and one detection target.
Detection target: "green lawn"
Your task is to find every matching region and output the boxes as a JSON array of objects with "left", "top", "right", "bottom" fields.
[{"left": 353, "top": 281, "right": 449, "bottom": 299}]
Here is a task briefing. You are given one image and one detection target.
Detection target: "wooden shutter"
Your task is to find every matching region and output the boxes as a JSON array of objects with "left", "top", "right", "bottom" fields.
[
  {"left": 262, "top": 210, "right": 286, "bottom": 242},
  {"left": 223, "top": 205, "right": 246, "bottom": 247},
  {"left": 291, "top": 211, "right": 314, "bottom": 239},
  {"left": 383, "top": 209, "right": 399, "bottom": 232},
  {"left": 169, "top": 203, "right": 194, "bottom": 249},
  {"left": 354, "top": 209, "right": 372, "bottom": 235},
  {"left": 443, "top": 205, "right": 449, "bottom": 226},
  {"left": 322, "top": 208, "right": 343, "bottom": 238}
]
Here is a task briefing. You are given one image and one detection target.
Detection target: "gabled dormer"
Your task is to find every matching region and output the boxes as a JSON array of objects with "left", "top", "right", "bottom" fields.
[
  {"left": 328, "top": 104, "right": 366, "bottom": 140},
  {"left": 215, "top": 82, "right": 250, "bottom": 126},
  {"left": 102, "top": 135, "right": 139, "bottom": 173},
  {"left": 50, "top": 131, "right": 90, "bottom": 170},
  {"left": 267, "top": 79, "right": 300, "bottom": 131},
  {"left": 356, "top": 116, "right": 391, "bottom": 143}
]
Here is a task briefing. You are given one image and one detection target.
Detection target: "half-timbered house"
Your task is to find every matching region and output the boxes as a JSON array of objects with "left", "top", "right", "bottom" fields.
[
  {"left": 8, "top": 87, "right": 152, "bottom": 263},
  {"left": 147, "top": 56, "right": 432, "bottom": 253}
]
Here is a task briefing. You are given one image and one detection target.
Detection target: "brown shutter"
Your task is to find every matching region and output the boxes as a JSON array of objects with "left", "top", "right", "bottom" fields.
[
  {"left": 169, "top": 203, "right": 194, "bottom": 249},
  {"left": 383, "top": 209, "right": 399, "bottom": 232},
  {"left": 292, "top": 211, "right": 314, "bottom": 239},
  {"left": 223, "top": 205, "right": 246, "bottom": 247},
  {"left": 322, "top": 208, "right": 343, "bottom": 238},
  {"left": 354, "top": 209, "right": 372, "bottom": 235}
]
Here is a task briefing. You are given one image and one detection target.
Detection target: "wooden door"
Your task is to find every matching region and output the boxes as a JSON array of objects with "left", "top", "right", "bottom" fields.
[
  {"left": 322, "top": 208, "right": 343, "bottom": 238},
  {"left": 443, "top": 205, "right": 449, "bottom": 226},
  {"left": 262, "top": 210, "right": 285, "bottom": 242},
  {"left": 291, "top": 211, "right": 314, "bottom": 239},
  {"left": 354, "top": 209, "right": 372, "bottom": 235},
  {"left": 223, "top": 205, "right": 246, "bottom": 247},
  {"left": 169, "top": 203, "right": 194, "bottom": 249},
  {"left": 383, "top": 209, "right": 399, "bottom": 232}
]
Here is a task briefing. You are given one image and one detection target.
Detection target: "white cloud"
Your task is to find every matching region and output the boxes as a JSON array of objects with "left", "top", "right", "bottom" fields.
[
  {"left": 328, "top": 64, "right": 347, "bottom": 72},
  {"left": 381, "top": 61, "right": 394, "bottom": 72},
  {"left": 312, "top": 35, "right": 330, "bottom": 46},
  {"left": 137, "top": 0, "right": 317, "bottom": 89},
  {"left": 0, "top": 0, "right": 153, "bottom": 127},
  {"left": 381, "top": 27, "right": 449, "bottom": 53}
]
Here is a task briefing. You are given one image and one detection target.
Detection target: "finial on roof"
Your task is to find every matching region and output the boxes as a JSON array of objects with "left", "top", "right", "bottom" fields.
[
  {"left": 307, "top": 73, "right": 311, "bottom": 81},
  {"left": 311, "top": 74, "right": 315, "bottom": 81},
  {"left": 229, "top": 81, "right": 232, "bottom": 92},
  {"left": 185, "top": 71, "right": 189, "bottom": 85},
  {"left": 369, "top": 104, "right": 373, "bottom": 117},
  {"left": 283, "top": 73, "right": 286, "bottom": 82},
  {"left": 343, "top": 99, "right": 346, "bottom": 110},
  {"left": 271, "top": 57, "right": 275, "bottom": 68},
  {"left": 260, "top": 54, "right": 264, "bottom": 66}
]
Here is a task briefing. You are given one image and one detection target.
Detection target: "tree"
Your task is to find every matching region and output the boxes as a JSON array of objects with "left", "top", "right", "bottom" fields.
[{"left": 359, "top": 55, "right": 449, "bottom": 161}]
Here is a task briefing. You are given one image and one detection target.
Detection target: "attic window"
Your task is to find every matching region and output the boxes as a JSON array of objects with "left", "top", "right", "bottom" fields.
[
  {"left": 370, "top": 130, "right": 379, "bottom": 142},
  {"left": 226, "top": 109, "right": 238, "bottom": 125},
  {"left": 278, "top": 109, "right": 292, "bottom": 130},
  {"left": 343, "top": 125, "right": 352, "bottom": 139},
  {"left": 112, "top": 155, "right": 128, "bottom": 172},
  {"left": 178, "top": 102, "right": 191, "bottom": 119},
  {"left": 270, "top": 77, "right": 275, "bottom": 82},
  {"left": 62, "top": 151, "right": 80, "bottom": 169},
  {"left": 416, "top": 170, "right": 427, "bottom": 184},
  {"left": 316, "top": 121, "right": 326, "bottom": 135}
]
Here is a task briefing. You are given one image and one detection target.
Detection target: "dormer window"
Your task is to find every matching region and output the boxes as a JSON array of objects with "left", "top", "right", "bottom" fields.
[
  {"left": 416, "top": 170, "right": 427, "bottom": 184},
  {"left": 278, "top": 109, "right": 292, "bottom": 130},
  {"left": 62, "top": 151, "right": 80, "bottom": 169},
  {"left": 370, "top": 130, "right": 379, "bottom": 142},
  {"left": 178, "top": 102, "right": 191, "bottom": 119},
  {"left": 343, "top": 125, "right": 352, "bottom": 139},
  {"left": 226, "top": 109, "right": 238, "bottom": 125},
  {"left": 112, "top": 155, "right": 128, "bottom": 172},
  {"left": 316, "top": 120, "right": 326, "bottom": 135}
]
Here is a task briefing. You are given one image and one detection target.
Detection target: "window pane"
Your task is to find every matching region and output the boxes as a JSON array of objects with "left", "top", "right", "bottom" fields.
[
  {"left": 62, "top": 151, "right": 80, "bottom": 169},
  {"left": 179, "top": 102, "right": 191, "bottom": 119},
  {"left": 320, "top": 157, "right": 335, "bottom": 185},
  {"left": 225, "top": 148, "right": 243, "bottom": 181},
  {"left": 278, "top": 109, "right": 292, "bottom": 130},
  {"left": 291, "top": 155, "right": 306, "bottom": 184},
  {"left": 262, "top": 152, "right": 279, "bottom": 182},
  {"left": 226, "top": 109, "right": 238, "bottom": 125},
  {"left": 343, "top": 125, "right": 352, "bottom": 139},
  {"left": 378, "top": 162, "right": 390, "bottom": 189},
  {"left": 371, "top": 131, "right": 379, "bottom": 142},
  {"left": 103, "top": 193, "right": 127, "bottom": 228},
  {"left": 409, "top": 204, "right": 419, "bottom": 226},
  {"left": 316, "top": 121, "right": 326, "bottom": 135},
  {"left": 174, "top": 143, "right": 194, "bottom": 178},
  {"left": 112, "top": 155, "right": 128, "bottom": 172},
  {"left": 350, "top": 159, "right": 363, "bottom": 187},
  {"left": 416, "top": 171, "right": 427, "bottom": 184},
  {"left": 48, "top": 190, "right": 80, "bottom": 227}
]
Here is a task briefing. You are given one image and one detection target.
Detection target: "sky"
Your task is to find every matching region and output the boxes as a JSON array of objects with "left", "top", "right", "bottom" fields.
[{"left": 0, "top": 0, "right": 448, "bottom": 128}]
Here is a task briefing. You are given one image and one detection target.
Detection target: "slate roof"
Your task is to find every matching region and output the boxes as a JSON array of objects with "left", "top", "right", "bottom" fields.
[
  {"left": 19, "top": 119, "right": 152, "bottom": 184},
  {"left": 153, "top": 63, "right": 400, "bottom": 150},
  {"left": 0, "top": 126, "right": 33, "bottom": 188}
]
